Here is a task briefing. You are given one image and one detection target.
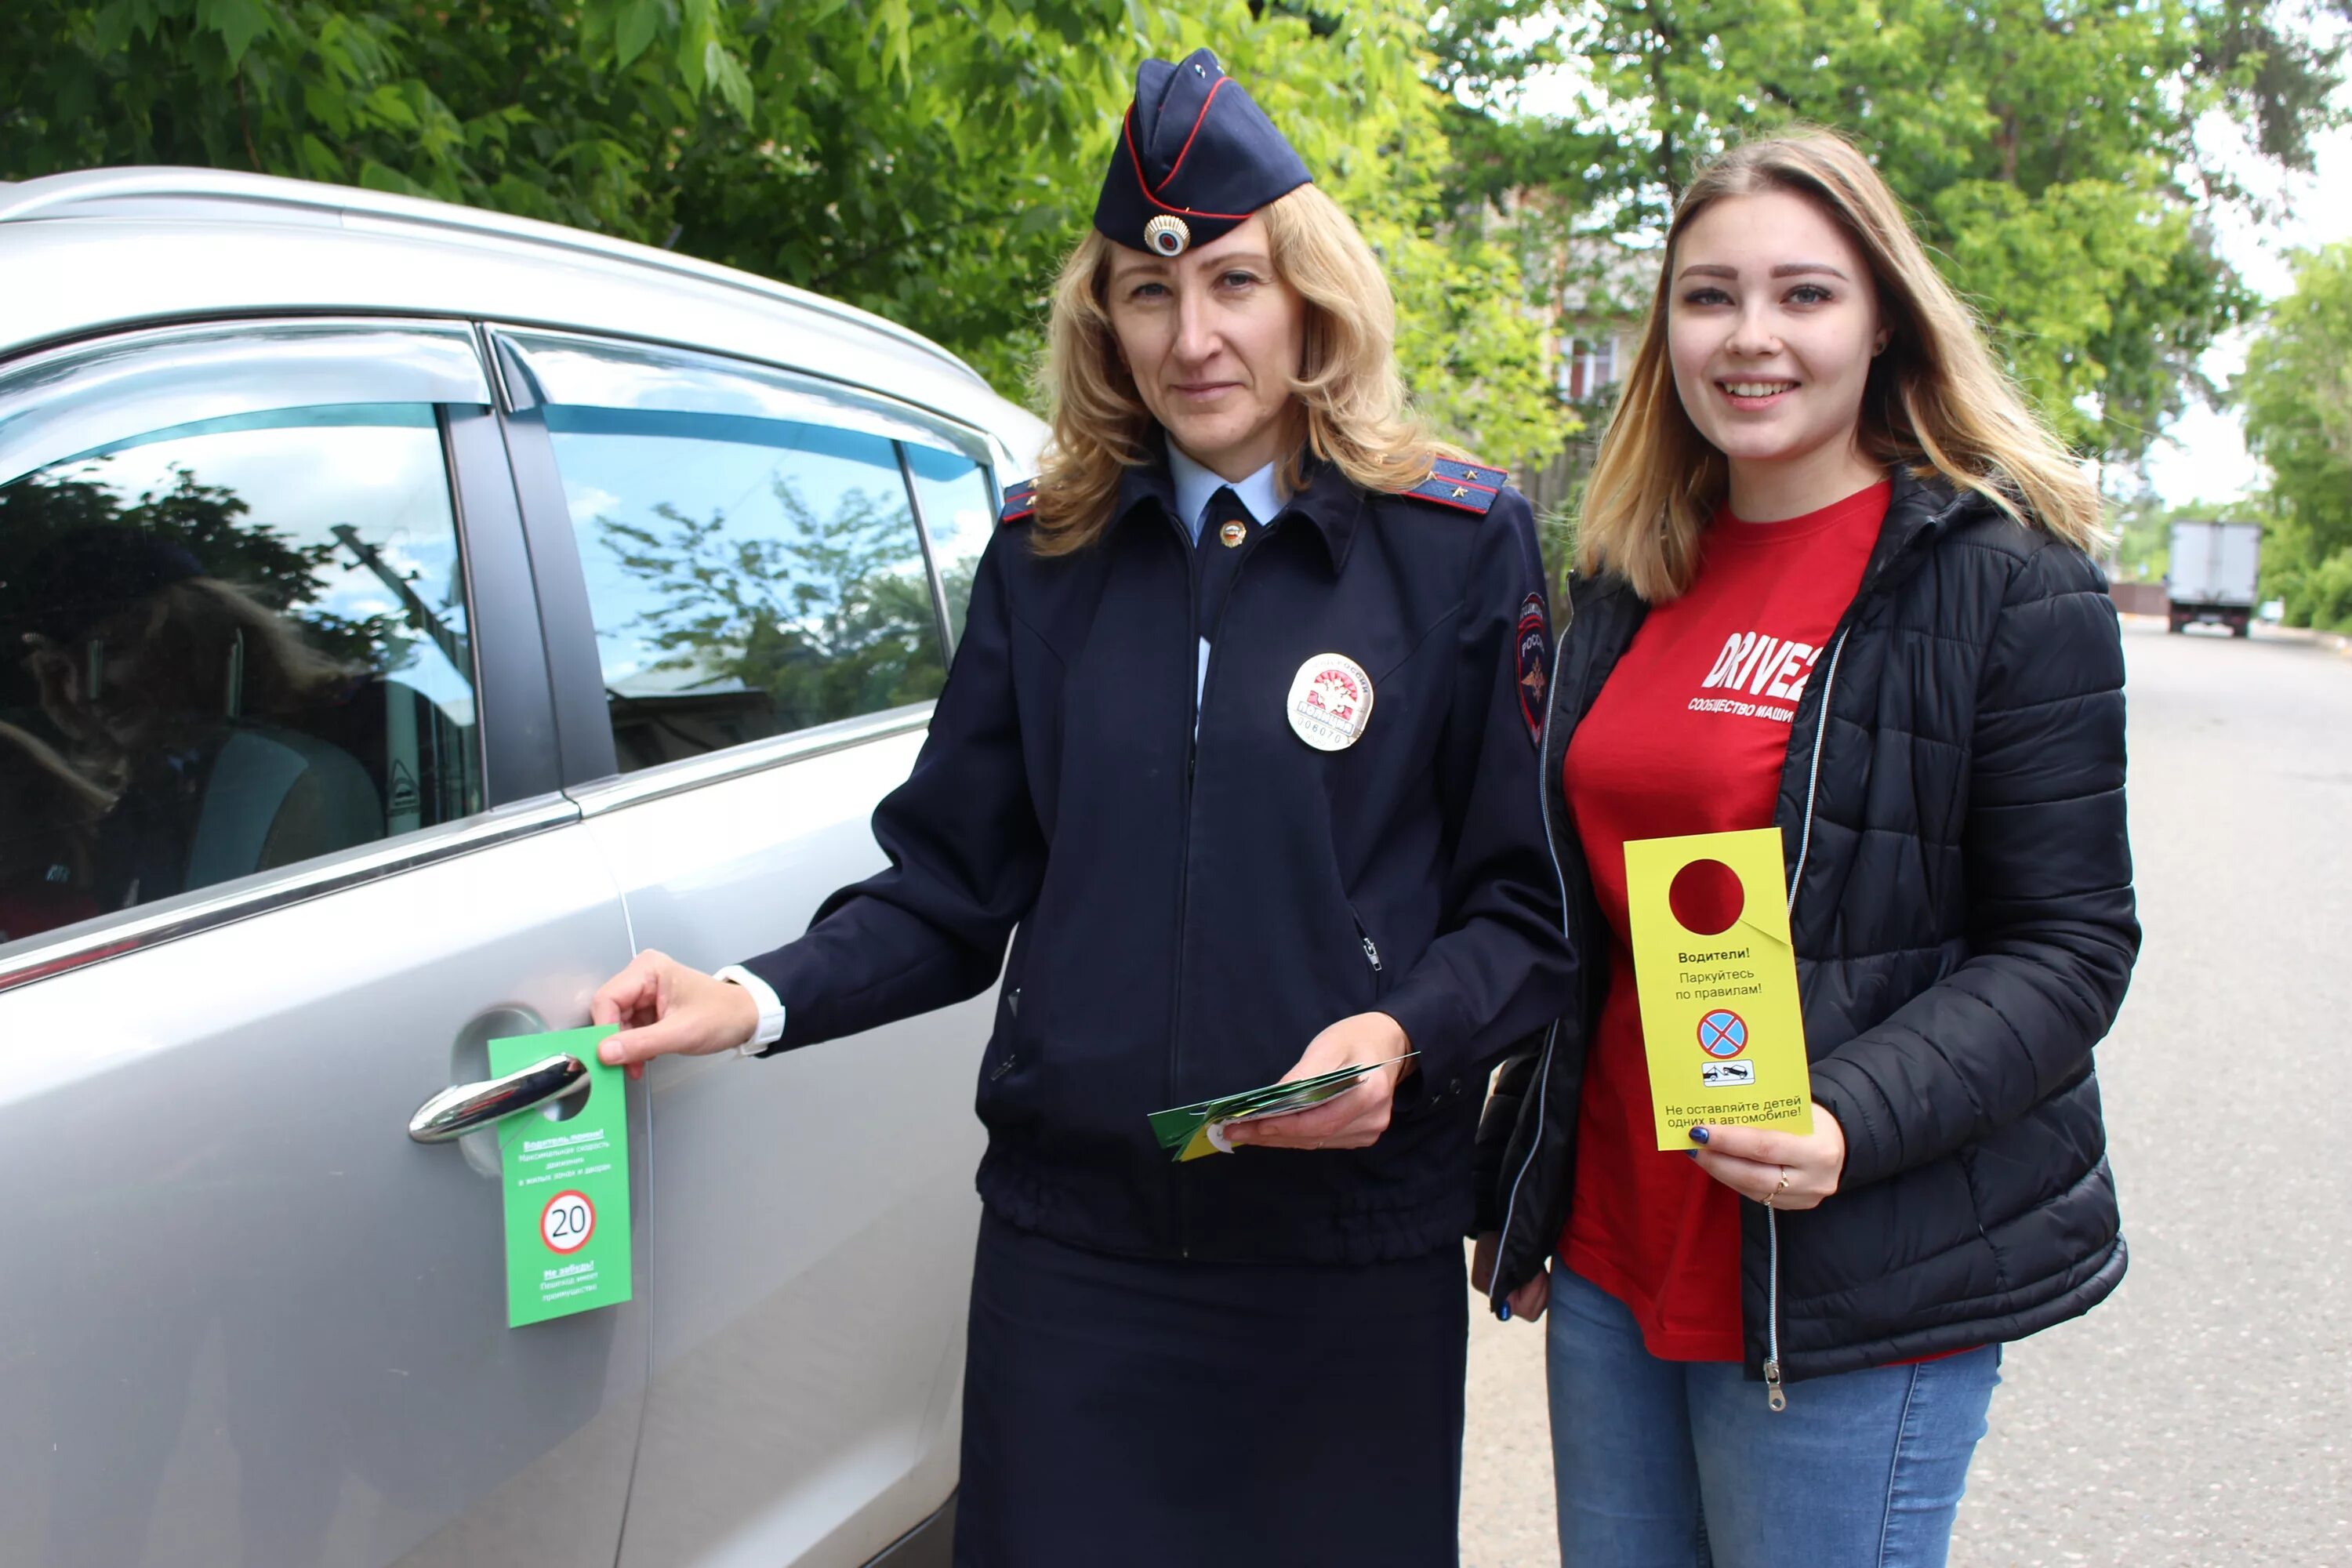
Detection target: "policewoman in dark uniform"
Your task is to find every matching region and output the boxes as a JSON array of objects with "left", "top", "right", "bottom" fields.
[{"left": 591, "top": 49, "right": 1573, "bottom": 1565}]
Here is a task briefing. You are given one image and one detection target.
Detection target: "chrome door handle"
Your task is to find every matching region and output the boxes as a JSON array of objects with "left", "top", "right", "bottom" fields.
[{"left": 408, "top": 1053, "right": 588, "bottom": 1143}]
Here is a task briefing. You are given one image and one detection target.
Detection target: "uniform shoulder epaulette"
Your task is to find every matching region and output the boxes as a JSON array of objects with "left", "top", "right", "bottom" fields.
[
  {"left": 999, "top": 478, "right": 1037, "bottom": 526},
  {"left": 1399, "top": 458, "right": 1508, "bottom": 516}
]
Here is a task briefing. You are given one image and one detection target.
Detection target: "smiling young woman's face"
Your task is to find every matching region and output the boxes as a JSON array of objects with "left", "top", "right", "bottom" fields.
[
  {"left": 1103, "top": 215, "right": 1307, "bottom": 481},
  {"left": 1667, "top": 189, "right": 1889, "bottom": 519}
]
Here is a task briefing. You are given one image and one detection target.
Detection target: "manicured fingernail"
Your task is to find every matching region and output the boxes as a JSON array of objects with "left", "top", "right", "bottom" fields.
[
  {"left": 1683, "top": 1149, "right": 1699, "bottom": 1160},
  {"left": 1688, "top": 1126, "right": 1711, "bottom": 1145},
  {"left": 1499, "top": 1303, "right": 1512, "bottom": 1322}
]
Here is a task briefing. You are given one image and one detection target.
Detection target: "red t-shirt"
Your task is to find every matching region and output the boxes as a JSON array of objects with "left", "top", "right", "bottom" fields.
[{"left": 1557, "top": 481, "right": 1889, "bottom": 1361}]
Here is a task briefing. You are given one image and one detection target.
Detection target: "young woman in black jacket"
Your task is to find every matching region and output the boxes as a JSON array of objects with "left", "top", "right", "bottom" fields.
[{"left": 1470, "top": 130, "right": 2140, "bottom": 1566}]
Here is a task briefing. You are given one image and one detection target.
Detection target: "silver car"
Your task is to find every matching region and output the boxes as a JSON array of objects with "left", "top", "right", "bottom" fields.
[{"left": 0, "top": 167, "right": 1044, "bottom": 1568}]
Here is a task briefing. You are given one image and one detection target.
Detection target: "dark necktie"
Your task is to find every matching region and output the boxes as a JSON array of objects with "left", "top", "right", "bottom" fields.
[{"left": 1194, "top": 485, "right": 1253, "bottom": 642}]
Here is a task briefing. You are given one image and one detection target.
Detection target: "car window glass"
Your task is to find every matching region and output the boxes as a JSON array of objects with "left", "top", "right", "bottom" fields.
[
  {"left": 0, "top": 401, "right": 481, "bottom": 951},
  {"left": 904, "top": 443, "right": 996, "bottom": 646},
  {"left": 504, "top": 330, "right": 985, "bottom": 459},
  {"left": 533, "top": 372, "right": 948, "bottom": 774},
  {"left": 0, "top": 321, "right": 488, "bottom": 485}
]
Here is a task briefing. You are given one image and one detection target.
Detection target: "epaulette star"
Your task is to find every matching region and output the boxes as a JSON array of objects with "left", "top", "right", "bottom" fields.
[{"left": 1399, "top": 459, "right": 1508, "bottom": 516}]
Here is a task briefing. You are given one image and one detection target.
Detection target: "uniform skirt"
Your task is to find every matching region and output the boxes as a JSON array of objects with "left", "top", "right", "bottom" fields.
[{"left": 953, "top": 1210, "right": 1468, "bottom": 1566}]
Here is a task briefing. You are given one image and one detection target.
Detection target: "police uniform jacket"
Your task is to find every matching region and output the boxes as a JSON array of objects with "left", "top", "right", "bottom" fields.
[{"left": 743, "top": 449, "right": 1576, "bottom": 1265}]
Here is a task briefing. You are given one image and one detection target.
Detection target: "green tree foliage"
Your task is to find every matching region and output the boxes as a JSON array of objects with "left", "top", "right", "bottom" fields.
[
  {"left": 2204, "top": 0, "right": 2352, "bottom": 172},
  {"left": 0, "top": 0, "right": 1569, "bottom": 467},
  {"left": 2242, "top": 242, "right": 2352, "bottom": 629},
  {"left": 1439, "top": 0, "right": 2338, "bottom": 465},
  {"left": 5, "top": 0, "right": 2341, "bottom": 500}
]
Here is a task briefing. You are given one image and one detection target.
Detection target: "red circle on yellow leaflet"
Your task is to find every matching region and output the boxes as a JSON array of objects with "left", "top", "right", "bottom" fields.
[{"left": 1669, "top": 858, "right": 1745, "bottom": 937}]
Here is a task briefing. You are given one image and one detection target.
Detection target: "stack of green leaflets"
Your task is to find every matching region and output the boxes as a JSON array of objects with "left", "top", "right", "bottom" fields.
[{"left": 1147, "top": 1054, "right": 1417, "bottom": 1163}]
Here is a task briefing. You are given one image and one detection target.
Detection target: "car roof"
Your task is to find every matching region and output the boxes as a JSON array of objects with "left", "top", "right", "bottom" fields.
[{"left": 0, "top": 167, "right": 1042, "bottom": 463}]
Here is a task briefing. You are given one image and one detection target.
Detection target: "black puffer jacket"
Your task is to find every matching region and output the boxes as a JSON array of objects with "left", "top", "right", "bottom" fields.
[{"left": 1476, "top": 471, "right": 2140, "bottom": 1388}]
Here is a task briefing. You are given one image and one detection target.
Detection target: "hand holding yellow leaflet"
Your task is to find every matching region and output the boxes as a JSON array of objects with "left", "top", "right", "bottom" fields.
[{"left": 1624, "top": 828, "right": 1813, "bottom": 1149}]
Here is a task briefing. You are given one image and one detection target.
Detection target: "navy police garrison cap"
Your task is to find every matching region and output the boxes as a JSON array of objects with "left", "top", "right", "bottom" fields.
[
  {"left": 1093, "top": 49, "right": 1312, "bottom": 260},
  {"left": 1038, "top": 47, "right": 1509, "bottom": 521}
]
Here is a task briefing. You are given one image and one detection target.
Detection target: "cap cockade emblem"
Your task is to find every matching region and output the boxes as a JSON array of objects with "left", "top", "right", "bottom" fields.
[{"left": 1144, "top": 214, "right": 1192, "bottom": 257}]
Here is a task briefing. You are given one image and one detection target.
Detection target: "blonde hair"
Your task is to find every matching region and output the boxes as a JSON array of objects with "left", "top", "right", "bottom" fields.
[
  {"left": 1580, "top": 129, "right": 2104, "bottom": 601},
  {"left": 1029, "top": 183, "right": 1459, "bottom": 553}
]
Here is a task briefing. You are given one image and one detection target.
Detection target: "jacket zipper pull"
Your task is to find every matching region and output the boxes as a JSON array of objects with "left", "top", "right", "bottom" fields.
[
  {"left": 1763, "top": 1207, "right": 1788, "bottom": 1411},
  {"left": 1360, "top": 935, "right": 1381, "bottom": 971}
]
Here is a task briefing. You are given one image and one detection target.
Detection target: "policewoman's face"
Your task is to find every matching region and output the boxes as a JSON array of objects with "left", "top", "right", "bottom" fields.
[
  {"left": 1105, "top": 215, "right": 1307, "bottom": 481},
  {"left": 1666, "top": 191, "right": 1888, "bottom": 483}
]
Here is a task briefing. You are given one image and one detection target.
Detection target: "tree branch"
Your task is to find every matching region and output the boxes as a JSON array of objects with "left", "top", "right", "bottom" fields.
[{"left": 234, "top": 64, "right": 261, "bottom": 172}]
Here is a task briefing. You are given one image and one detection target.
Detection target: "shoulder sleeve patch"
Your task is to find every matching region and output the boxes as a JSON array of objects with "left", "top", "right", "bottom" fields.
[
  {"left": 1514, "top": 590, "right": 1551, "bottom": 747},
  {"left": 998, "top": 478, "right": 1037, "bottom": 526},
  {"left": 1399, "top": 458, "right": 1508, "bottom": 515}
]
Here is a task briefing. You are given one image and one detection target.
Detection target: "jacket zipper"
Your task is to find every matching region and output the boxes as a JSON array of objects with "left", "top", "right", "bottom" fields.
[
  {"left": 1167, "top": 517, "right": 1203, "bottom": 1260},
  {"left": 1763, "top": 1207, "right": 1788, "bottom": 1411},
  {"left": 989, "top": 986, "right": 1024, "bottom": 1080},
  {"left": 1351, "top": 911, "right": 1382, "bottom": 976},
  {"left": 1167, "top": 511, "right": 1275, "bottom": 1260},
  {"left": 1785, "top": 626, "right": 1851, "bottom": 915},
  {"left": 1489, "top": 620, "right": 1578, "bottom": 1310},
  {"left": 1763, "top": 620, "right": 1852, "bottom": 1410},
  {"left": 1757, "top": 503, "right": 1947, "bottom": 1395}
]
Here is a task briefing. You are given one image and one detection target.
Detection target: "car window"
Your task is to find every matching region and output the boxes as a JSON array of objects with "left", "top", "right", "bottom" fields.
[
  {"left": 506, "top": 332, "right": 965, "bottom": 774},
  {"left": 0, "top": 328, "right": 486, "bottom": 950},
  {"left": 903, "top": 443, "right": 997, "bottom": 646}
]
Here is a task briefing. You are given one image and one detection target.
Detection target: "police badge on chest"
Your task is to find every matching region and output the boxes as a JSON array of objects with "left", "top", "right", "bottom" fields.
[{"left": 1287, "top": 653, "right": 1374, "bottom": 751}]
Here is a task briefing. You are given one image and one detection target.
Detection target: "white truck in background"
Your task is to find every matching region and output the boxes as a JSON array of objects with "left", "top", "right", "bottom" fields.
[{"left": 2166, "top": 520, "right": 2263, "bottom": 637}]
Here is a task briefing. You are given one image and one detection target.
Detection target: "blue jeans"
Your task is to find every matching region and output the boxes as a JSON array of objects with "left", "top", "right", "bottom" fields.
[{"left": 1545, "top": 1268, "right": 2001, "bottom": 1568}]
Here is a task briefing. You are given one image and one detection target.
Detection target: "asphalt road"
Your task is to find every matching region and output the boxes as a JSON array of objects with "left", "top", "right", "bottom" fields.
[{"left": 1458, "top": 618, "right": 2352, "bottom": 1567}]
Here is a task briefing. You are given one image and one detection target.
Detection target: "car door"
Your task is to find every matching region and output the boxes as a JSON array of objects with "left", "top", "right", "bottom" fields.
[
  {"left": 0, "top": 321, "right": 648, "bottom": 1567},
  {"left": 489, "top": 326, "right": 1000, "bottom": 1568}
]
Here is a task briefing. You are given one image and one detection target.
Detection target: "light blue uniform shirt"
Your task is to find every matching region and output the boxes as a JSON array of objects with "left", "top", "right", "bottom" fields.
[{"left": 1167, "top": 445, "right": 1283, "bottom": 707}]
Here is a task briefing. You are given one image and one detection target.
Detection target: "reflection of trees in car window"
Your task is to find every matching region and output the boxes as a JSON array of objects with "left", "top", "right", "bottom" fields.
[
  {"left": 548, "top": 412, "right": 949, "bottom": 771},
  {"left": 938, "top": 559, "right": 978, "bottom": 638},
  {"left": 597, "top": 476, "right": 946, "bottom": 736},
  {"left": 902, "top": 444, "right": 996, "bottom": 645},
  {"left": 0, "top": 464, "right": 413, "bottom": 677}
]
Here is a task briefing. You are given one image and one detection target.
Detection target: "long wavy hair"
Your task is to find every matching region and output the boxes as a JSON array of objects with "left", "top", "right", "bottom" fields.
[
  {"left": 1579, "top": 129, "right": 2104, "bottom": 601},
  {"left": 1028, "top": 183, "right": 1458, "bottom": 554}
]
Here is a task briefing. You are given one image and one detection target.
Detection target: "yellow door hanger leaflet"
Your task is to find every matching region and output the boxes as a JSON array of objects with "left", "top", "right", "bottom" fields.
[{"left": 1622, "top": 828, "right": 1813, "bottom": 1149}]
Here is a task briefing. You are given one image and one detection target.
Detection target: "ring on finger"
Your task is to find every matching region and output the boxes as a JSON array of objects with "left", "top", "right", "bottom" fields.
[{"left": 1765, "top": 1165, "right": 1791, "bottom": 1208}]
